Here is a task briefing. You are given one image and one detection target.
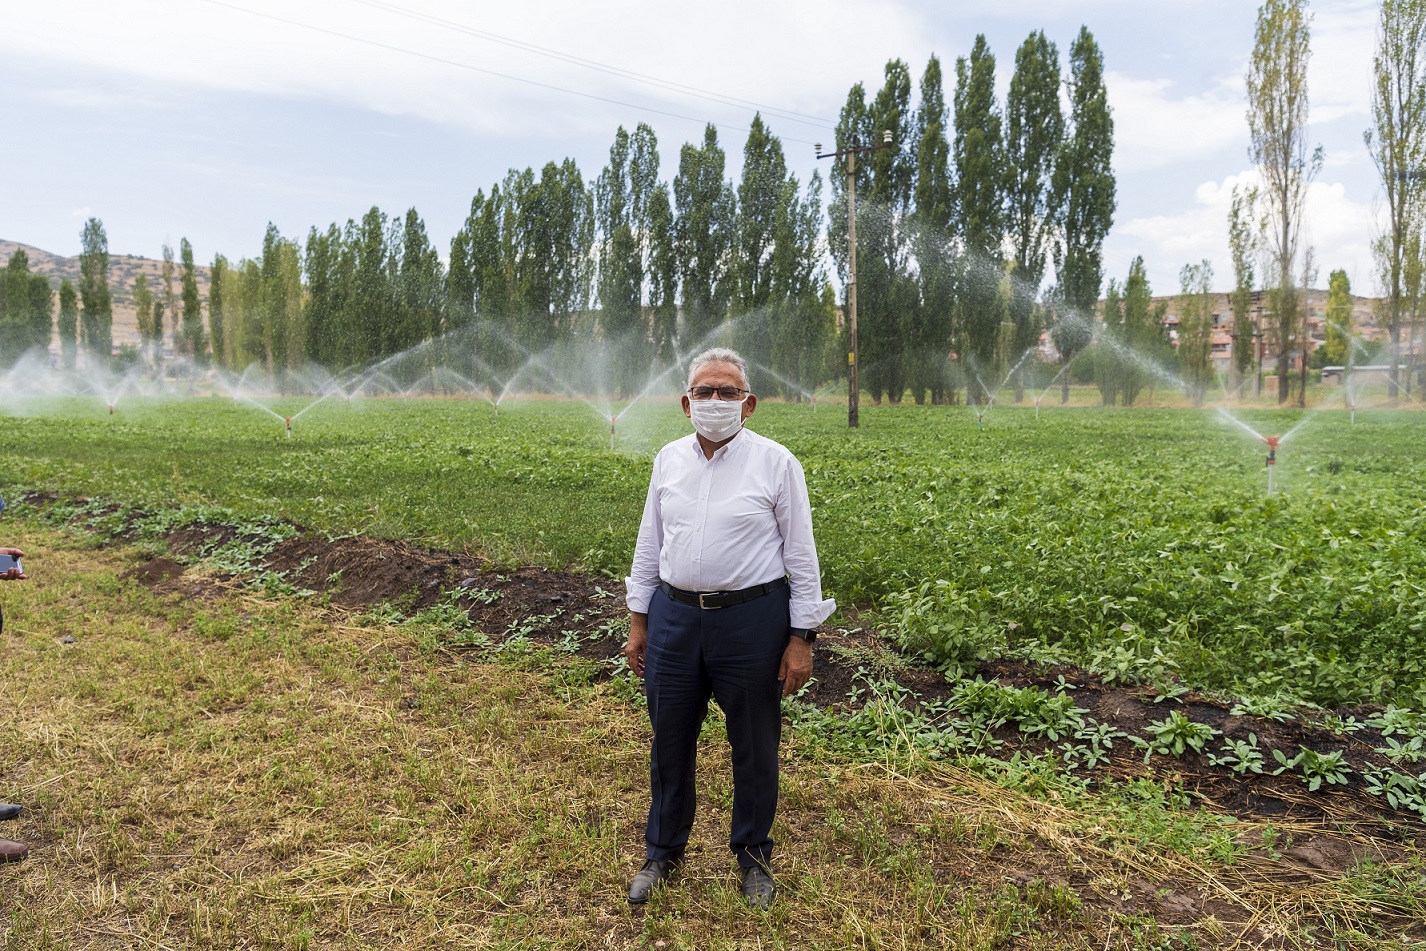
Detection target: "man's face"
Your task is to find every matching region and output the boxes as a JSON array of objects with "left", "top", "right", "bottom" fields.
[{"left": 682, "top": 361, "right": 757, "bottom": 424}]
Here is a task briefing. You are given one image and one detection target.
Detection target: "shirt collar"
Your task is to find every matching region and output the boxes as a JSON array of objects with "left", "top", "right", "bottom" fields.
[{"left": 685, "top": 427, "right": 750, "bottom": 462}]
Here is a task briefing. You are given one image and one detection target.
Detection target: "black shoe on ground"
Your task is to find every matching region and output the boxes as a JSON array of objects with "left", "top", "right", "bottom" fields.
[
  {"left": 741, "top": 864, "right": 775, "bottom": 909},
  {"left": 628, "top": 857, "right": 681, "bottom": 904},
  {"left": 0, "top": 804, "right": 21, "bottom": 822}
]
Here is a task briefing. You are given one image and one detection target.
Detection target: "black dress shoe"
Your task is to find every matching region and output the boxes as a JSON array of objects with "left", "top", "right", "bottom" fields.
[
  {"left": 628, "top": 857, "right": 681, "bottom": 904},
  {"left": 0, "top": 804, "right": 23, "bottom": 822},
  {"left": 741, "top": 864, "right": 776, "bottom": 909}
]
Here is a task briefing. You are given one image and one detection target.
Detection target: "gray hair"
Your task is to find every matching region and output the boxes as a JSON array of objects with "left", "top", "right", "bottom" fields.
[{"left": 686, "top": 347, "right": 750, "bottom": 391}]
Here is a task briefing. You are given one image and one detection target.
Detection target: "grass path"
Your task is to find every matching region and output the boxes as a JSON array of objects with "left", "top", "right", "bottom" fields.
[{"left": 1, "top": 522, "right": 1422, "bottom": 949}]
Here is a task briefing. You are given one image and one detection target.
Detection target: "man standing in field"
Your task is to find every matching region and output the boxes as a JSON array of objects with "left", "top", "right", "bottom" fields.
[{"left": 623, "top": 347, "right": 835, "bottom": 909}]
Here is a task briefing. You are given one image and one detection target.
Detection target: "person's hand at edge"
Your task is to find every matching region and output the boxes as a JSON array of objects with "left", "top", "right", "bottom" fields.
[
  {"left": 779, "top": 637, "right": 812, "bottom": 697},
  {"left": 626, "top": 612, "right": 649, "bottom": 678},
  {"left": 0, "top": 547, "right": 25, "bottom": 581}
]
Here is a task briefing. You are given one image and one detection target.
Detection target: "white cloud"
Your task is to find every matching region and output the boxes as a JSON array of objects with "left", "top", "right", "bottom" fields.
[
  {"left": 1309, "top": 0, "right": 1377, "bottom": 124},
  {"left": 2, "top": 0, "right": 926, "bottom": 141},
  {"left": 1106, "top": 72, "right": 1246, "bottom": 174},
  {"left": 1112, "top": 168, "right": 1379, "bottom": 294}
]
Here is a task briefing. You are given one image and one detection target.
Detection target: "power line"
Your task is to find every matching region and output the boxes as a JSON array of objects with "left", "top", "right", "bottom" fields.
[
  {"left": 343, "top": 0, "right": 834, "bottom": 131},
  {"left": 193, "top": 0, "right": 822, "bottom": 147}
]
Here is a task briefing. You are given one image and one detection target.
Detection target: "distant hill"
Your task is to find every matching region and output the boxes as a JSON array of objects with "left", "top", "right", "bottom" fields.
[{"left": 0, "top": 239, "right": 212, "bottom": 346}]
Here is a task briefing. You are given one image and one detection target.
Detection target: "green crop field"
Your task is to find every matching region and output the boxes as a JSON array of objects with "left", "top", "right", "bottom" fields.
[{"left": 6, "top": 396, "right": 1426, "bottom": 708}]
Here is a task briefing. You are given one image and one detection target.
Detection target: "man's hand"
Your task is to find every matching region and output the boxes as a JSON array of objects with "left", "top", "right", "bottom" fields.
[
  {"left": 625, "top": 612, "right": 649, "bottom": 678},
  {"left": 0, "top": 547, "right": 24, "bottom": 581},
  {"left": 778, "top": 636, "right": 813, "bottom": 697}
]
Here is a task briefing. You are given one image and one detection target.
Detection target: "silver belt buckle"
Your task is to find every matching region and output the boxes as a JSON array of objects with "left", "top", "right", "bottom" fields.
[{"left": 699, "top": 592, "right": 721, "bottom": 610}]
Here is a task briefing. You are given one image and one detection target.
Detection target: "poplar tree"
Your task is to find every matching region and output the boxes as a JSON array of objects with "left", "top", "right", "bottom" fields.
[
  {"left": 134, "top": 274, "right": 157, "bottom": 366},
  {"left": 954, "top": 37, "right": 1006, "bottom": 395},
  {"left": 647, "top": 186, "right": 678, "bottom": 362},
  {"left": 1120, "top": 257, "right": 1166, "bottom": 406},
  {"left": 1366, "top": 0, "right": 1426, "bottom": 397},
  {"left": 0, "top": 251, "right": 54, "bottom": 364},
  {"left": 57, "top": 279, "right": 78, "bottom": 369},
  {"left": 912, "top": 55, "right": 954, "bottom": 403},
  {"left": 541, "top": 159, "right": 595, "bottom": 343},
  {"left": 1005, "top": 31, "right": 1064, "bottom": 401},
  {"left": 396, "top": 208, "right": 444, "bottom": 359},
  {"left": 302, "top": 229, "right": 333, "bottom": 368},
  {"left": 1322, "top": 269, "right": 1354, "bottom": 367},
  {"left": 351, "top": 208, "right": 394, "bottom": 366},
  {"left": 1227, "top": 186, "right": 1260, "bottom": 391},
  {"left": 1247, "top": 0, "right": 1320, "bottom": 405},
  {"left": 830, "top": 82, "right": 872, "bottom": 403},
  {"left": 210, "top": 255, "right": 229, "bottom": 370},
  {"left": 179, "top": 238, "right": 207, "bottom": 363},
  {"left": 674, "top": 125, "right": 735, "bottom": 348},
  {"left": 596, "top": 125, "right": 661, "bottom": 394},
  {"left": 78, "top": 217, "right": 113, "bottom": 364},
  {"left": 1051, "top": 27, "right": 1116, "bottom": 403},
  {"left": 1176, "top": 259, "right": 1216, "bottom": 405},
  {"left": 161, "top": 243, "right": 178, "bottom": 363},
  {"left": 856, "top": 59, "right": 915, "bottom": 403},
  {"left": 735, "top": 113, "right": 795, "bottom": 382}
]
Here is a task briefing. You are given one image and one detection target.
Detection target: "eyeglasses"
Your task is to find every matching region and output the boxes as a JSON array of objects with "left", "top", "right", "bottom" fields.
[{"left": 688, "top": 385, "right": 750, "bottom": 401}]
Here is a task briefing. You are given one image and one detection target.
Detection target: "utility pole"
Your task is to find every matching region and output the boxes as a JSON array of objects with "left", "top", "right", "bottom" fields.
[{"left": 817, "top": 130, "right": 894, "bottom": 428}]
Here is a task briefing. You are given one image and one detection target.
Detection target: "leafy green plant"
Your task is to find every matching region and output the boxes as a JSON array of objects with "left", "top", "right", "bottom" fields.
[
  {"left": 1207, "top": 733, "right": 1266, "bottom": 775},
  {"left": 1060, "top": 721, "right": 1127, "bottom": 770},
  {"left": 1272, "top": 746, "right": 1353, "bottom": 792},
  {"left": 1361, "top": 765, "right": 1426, "bottom": 816},
  {"left": 1229, "top": 694, "right": 1296, "bottom": 723},
  {"left": 1086, "top": 630, "right": 1181, "bottom": 688},
  {"left": 887, "top": 579, "right": 1003, "bottom": 671},
  {"left": 1138, "top": 711, "right": 1219, "bottom": 761},
  {"left": 1375, "top": 736, "right": 1426, "bottom": 765}
]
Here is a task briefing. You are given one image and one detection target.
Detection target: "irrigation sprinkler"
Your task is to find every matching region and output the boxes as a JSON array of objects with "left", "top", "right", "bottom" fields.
[
  {"left": 285, "top": 417, "right": 293, "bottom": 437},
  {"left": 610, "top": 416, "right": 616, "bottom": 450},
  {"left": 108, "top": 402, "right": 115, "bottom": 417},
  {"left": 1263, "top": 435, "right": 1279, "bottom": 495}
]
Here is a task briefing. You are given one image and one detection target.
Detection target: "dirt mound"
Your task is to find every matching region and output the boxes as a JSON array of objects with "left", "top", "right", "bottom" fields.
[{"left": 101, "top": 513, "right": 1426, "bottom": 841}]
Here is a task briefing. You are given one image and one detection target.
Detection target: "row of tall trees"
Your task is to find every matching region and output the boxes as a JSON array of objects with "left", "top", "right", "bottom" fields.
[
  {"left": 829, "top": 27, "right": 1114, "bottom": 406},
  {"left": 193, "top": 117, "right": 830, "bottom": 397},
  {"left": 22, "top": 29, "right": 1118, "bottom": 405}
]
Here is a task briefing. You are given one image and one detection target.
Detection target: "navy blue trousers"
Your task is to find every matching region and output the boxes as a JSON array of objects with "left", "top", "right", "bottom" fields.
[{"left": 643, "top": 584, "right": 790, "bottom": 870}]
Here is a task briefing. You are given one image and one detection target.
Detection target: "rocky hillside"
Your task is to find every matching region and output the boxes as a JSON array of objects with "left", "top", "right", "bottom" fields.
[{"left": 1, "top": 240, "right": 212, "bottom": 345}]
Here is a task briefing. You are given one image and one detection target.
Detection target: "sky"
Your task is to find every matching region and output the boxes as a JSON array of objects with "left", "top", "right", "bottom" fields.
[{"left": 0, "top": 0, "right": 1387, "bottom": 297}]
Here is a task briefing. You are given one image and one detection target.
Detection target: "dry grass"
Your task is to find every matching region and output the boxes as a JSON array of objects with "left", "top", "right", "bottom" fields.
[{"left": 0, "top": 523, "right": 1422, "bottom": 949}]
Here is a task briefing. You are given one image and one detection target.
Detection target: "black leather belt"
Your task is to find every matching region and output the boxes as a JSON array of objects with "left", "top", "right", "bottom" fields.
[{"left": 659, "top": 576, "right": 788, "bottom": 610}]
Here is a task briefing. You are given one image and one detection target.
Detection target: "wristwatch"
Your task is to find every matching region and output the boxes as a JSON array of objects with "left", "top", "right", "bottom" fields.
[{"left": 789, "top": 628, "right": 817, "bottom": 644}]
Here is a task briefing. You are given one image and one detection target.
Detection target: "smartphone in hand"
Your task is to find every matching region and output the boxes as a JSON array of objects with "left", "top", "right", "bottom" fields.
[{"left": 0, "top": 555, "right": 22, "bottom": 574}]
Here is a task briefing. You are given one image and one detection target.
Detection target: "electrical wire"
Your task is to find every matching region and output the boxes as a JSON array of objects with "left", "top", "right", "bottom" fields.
[
  {"left": 193, "top": 0, "right": 824, "bottom": 146},
  {"left": 342, "top": 0, "right": 834, "bottom": 130}
]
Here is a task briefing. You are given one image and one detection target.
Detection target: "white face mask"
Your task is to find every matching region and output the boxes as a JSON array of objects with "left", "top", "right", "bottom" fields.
[{"left": 688, "top": 397, "right": 746, "bottom": 441}]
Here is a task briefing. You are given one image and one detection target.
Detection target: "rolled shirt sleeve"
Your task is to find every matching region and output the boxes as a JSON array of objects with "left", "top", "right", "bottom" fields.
[{"left": 775, "top": 455, "right": 837, "bottom": 630}]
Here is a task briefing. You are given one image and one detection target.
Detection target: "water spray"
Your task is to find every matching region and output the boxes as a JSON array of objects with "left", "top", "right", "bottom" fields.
[{"left": 1263, "top": 435, "right": 1279, "bottom": 495}]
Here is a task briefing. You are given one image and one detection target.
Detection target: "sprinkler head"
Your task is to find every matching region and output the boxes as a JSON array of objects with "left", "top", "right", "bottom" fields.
[
  {"left": 1263, "top": 435, "right": 1280, "bottom": 450},
  {"left": 285, "top": 417, "right": 292, "bottom": 432}
]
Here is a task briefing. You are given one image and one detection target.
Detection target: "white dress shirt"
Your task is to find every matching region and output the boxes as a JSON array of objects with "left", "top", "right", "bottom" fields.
[{"left": 625, "top": 427, "right": 836, "bottom": 631}]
